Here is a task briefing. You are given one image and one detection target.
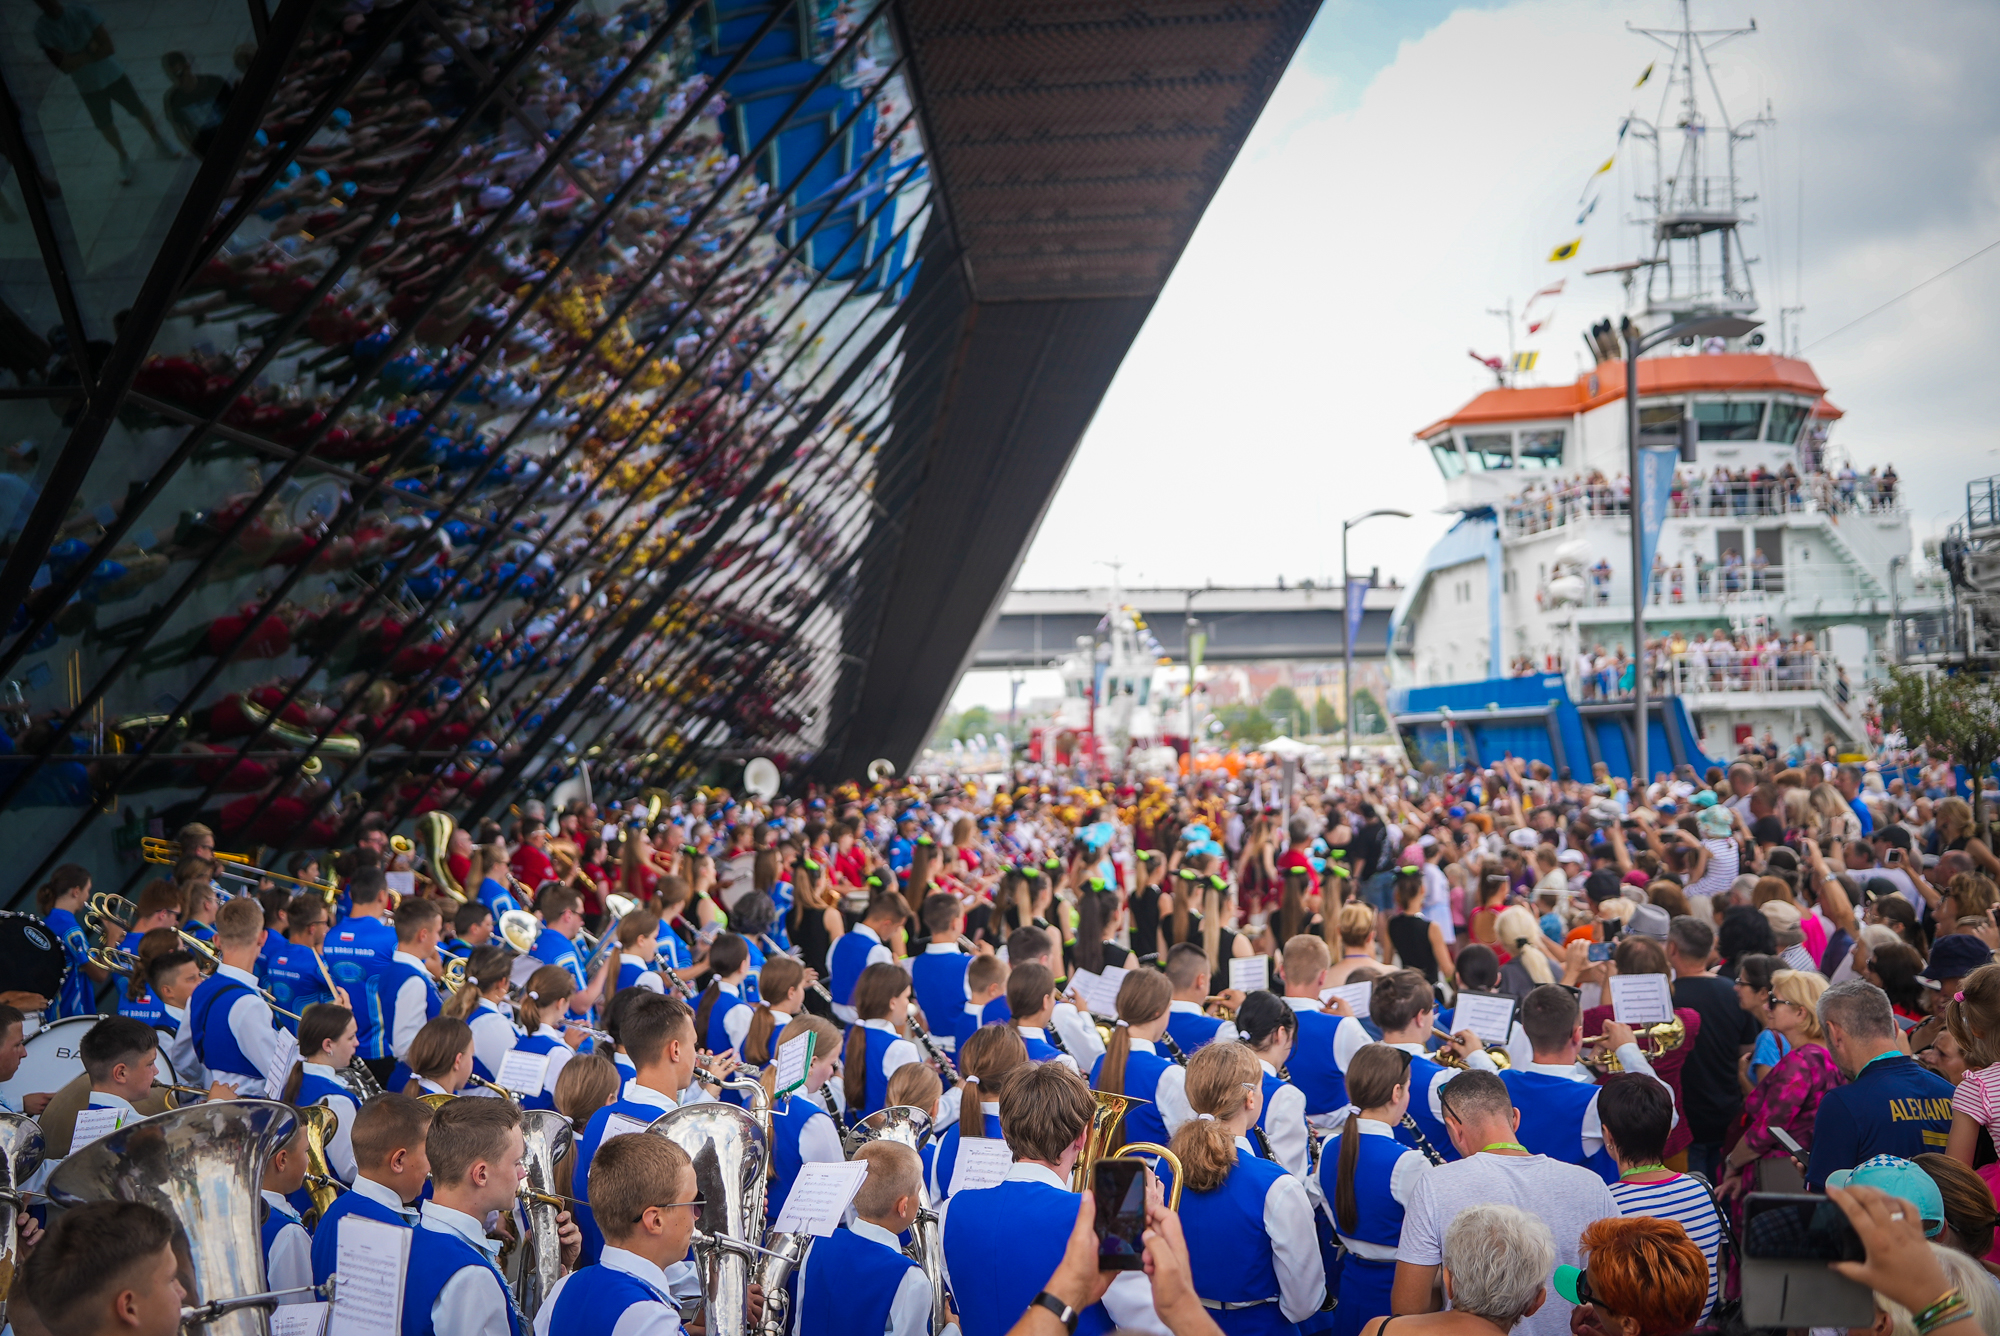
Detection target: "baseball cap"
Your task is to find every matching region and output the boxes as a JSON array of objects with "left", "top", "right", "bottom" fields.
[
  {"left": 1508, "top": 828, "right": 1541, "bottom": 850},
  {"left": 1824, "top": 1156, "right": 1944, "bottom": 1236},
  {"left": 1692, "top": 790, "right": 1718, "bottom": 808},
  {"left": 1627, "top": 904, "right": 1671, "bottom": 940},
  {"left": 1921, "top": 934, "right": 1994, "bottom": 986},
  {"left": 1557, "top": 849, "right": 1587, "bottom": 866}
]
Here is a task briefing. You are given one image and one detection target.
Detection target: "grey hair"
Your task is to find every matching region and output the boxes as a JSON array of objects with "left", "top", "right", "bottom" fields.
[
  {"left": 1442, "top": 1202, "right": 1554, "bottom": 1329},
  {"left": 1817, "top": 978, "right": 1898, "bottom": 1041},
  {"left": 1878, "top": 1245, "right": 2000, "bottom": 1336},
  {"left": 1667, "top": 914, "right": 1714, "bottom": 961}
]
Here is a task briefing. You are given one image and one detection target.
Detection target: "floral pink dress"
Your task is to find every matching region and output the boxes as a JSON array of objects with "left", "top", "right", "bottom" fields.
[{"left": 1732, "top": 1042, "right": 1844, "bottom": 1210}]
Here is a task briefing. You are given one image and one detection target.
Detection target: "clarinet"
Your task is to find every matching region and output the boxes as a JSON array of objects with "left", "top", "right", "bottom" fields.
[
  {"left": 818, "top": 1082, "right": 839, "bottom": 1118},
  {"left": 907, "top": 1013, "right": 963, "bottom": 1088},
  {"left": 1160, "top": 1030, "right": 1188, "bottom": 1067},
  {"left": 1399, "top": 1114, "right": 1450, "bottom": 1167},
  {"left": 1250, "top": 1123, "right": 1277, "bottom": 1162}
]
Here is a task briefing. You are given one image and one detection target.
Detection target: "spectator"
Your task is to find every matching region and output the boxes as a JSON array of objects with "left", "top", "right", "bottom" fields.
[
  {"left": 1363, "top": 1203, "right": 1553, "bottom": 1336},
  {"left": 1808, "top": 980, "right": 1957, "bottom": 1188},
  {"left": 159, "top": 52, "right": 232, "bottom": 156},
  {"left": 1390, "top": 1070, "right": 1617, "bottom": 1336},
  {"left": 1722, "top": 968, "right": 1841, "bottom": 1202},
  {"left": 1664, "top": 915, "right": 1761, "bottom": 1184},
  {"left": 1595, "top": 1075, "right": 1722, "bottom": 1323},
  {"left": 1555, "top": 1216, "right": 1708, "bottom": 1336},
  {"left": 1911, "top": 1152, "right": 1998, "bottom": 1262},
  {"left": 31, "top": 0, "right": 177, "bottom": 184}
]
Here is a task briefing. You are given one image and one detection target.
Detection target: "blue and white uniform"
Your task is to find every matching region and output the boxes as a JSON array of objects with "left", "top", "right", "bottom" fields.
[
  {"left": 1166, "top": 1000, "right": 1236, "bottom": 1056},
  {"left": 383, "top": 950, "right": 443, "bottom": 1061},
  {"left": 1500, "top": 1048, "right": 1665, "bottom": 1186},
  {"left": 910, "top": 944, "right": 971, "bottom": 1051},
  {"left": 466, "top": 998, "right": 520, "bottom": 1086},
  {"left": 322, "top": 913, "right": 397, "bottom": 1062},
  {"left": 1088, "top": 1039, "right": 1186, "bottom": 1147},
  {"left": 400, "top": 1200, "right": 518, "bottom": 1336},
  {"left": 940, "top": 1163, "right": 1113, "bottom": 1336},
  {"left": 476, "top": 878, "right": 519, "bottom": 919},
  {"left": 530, "top": 929, "right": 589, "bottom": 994},
  {"left": 1279, "top": 998, "right": 1348, "bottom": 1126},
  {"left": 45, "top": 905, "right": 95, "bottom": 1020},
  {"left": 1178, "top": 1135, "right": 1325, "bottom": 1336},
  {"left": 794, "top": 1220, "right": 931, "bottom": 1336},
  {"left": 260, "top": 1189, "right": 313, "bottom": 1301},
  {"left": 574, "top": 1080, "right": 684, "bottom": 1265},
  {"left": 182, "top": 962, "right": 279, "bottom": 1095},
  {"left": 827, "top": 925, "right": 892, "bottom": 1024},
  {"left": 507, "top": 1026, "right": 577, "bottom": 1111},
  {"left": 1319, "top": 1118, "right": 1430, "bottom": 1336},
  {"left": 931, "top": 1098, "right": 1006, "bottom": 1201},
  {"left": 120, "top": 983, "right": 169, "bottom": 1027},
  {"left": 295, "top": 1060, "right": 361, "bottom": 1181},
  {"left": 769, "top": 1090, "right": 845, "bottom": 1224},
  {"left": 1253, "top": 1061, "right": 1313, "bottom": 1186},
  {"left": 700, "top": 982, "right": 750, "bottom": 1055},
  {"left": 264, "top": 940, "right": 336, "bottom": 1028},
  {"left": 616, "top": 954, "right": 666, "bottom": 996},
  {"left": 160, "top": 1002, "right": 202, "bottom": 1087},
  {"left": 1014, "top": 1026, "right": 1074, "bottom": 1071},
  {"left": 848, "top": 1020, "right": 924, "bottom": 1122},
  {"left": 534, "top": 1245, "right": 687, "bottom": 1336},
  {"left": 1331, "top": 1024, "right": 1501, "bottom": 1164},
  {"left": 724, "top": 1006, "right": 786, "bottom": 1063},
  {"left": 311, "top": 1175, "right": 417, "bottom": 1286}
]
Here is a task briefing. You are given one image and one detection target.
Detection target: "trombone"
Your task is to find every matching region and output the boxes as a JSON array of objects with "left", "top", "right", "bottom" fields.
[
  {"left": 139, "top": 836, "right": 339, "bottom": 905},
  {"left": 171, "top": 929, "right": 304, "bottom": 1022}
]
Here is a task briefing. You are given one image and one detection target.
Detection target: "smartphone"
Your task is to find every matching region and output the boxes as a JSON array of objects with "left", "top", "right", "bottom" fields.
[
  {"left": 1739, "top": 1193, "right": 1875, "bottom": 1329},
  {"left": 1768, "top": 1126, "right": 1806, "bottom": 1162},
  {"left": 1092, "top": 1158, "right": 1148, "bottom": 1271},
  {"left": 1587, "top": 941, "right": 1616, "bottom": 962}
]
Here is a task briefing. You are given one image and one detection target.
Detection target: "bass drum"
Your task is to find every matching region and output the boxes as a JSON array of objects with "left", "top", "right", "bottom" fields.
[
  {"left": 0, "top": 910, "right": 66, "bottom": 1003},
  {"left": 0, "top": 1014, "right": 96, "bottom": 1108}
]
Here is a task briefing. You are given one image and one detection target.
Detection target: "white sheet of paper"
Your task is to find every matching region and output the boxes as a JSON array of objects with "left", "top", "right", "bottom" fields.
[
  {"left": 1781, "top": 944, "right": 1816, "bottom": 973},
  {"left": 384, "top": 872, "right": 416, "bottom": 899},
  {"left": 272, "top": 1302, "right": 329, "bottom": 1336},
  {"left": 773, "top": 1030, "right": 814, "bottom": 1096},
  {"left": 496, "top": 1049, "right": 551, "bottom": 1097},
  {"left": 71, "top": 1105, "right": 125, "bottom": 1148},
  {"left": 600, "top": 1111, "right": 652, "bottom": 1146},
  {"left": 773, "top": 1160, "right": 869, "bottom": 1237},
  {"left": 1322, "top": 982, "right": 1374, "bottom": 1018},
  {"left": 266, "top": 1027, "right": 301, "bottom": 1102},
  {"left": 1068, "top": 971, "right": 1119, "bottom": 1018},
  {"left": 1609, "top": 973, "right": 1675, "bottom": 1025},
  {"left": 1229, "top": 956, "right": 1270, "bottom": 994},
  {"left": 948, "top": 1137, "right": 1014, "bottom": 1196},
  {"left": 1451, "top": 992, "right": 1518, "bottom": 1046},
  {"left": 331, "top": 1216, "right": 408, "bottom": 1336},
  {"left": 1098, "top": 964, "right": 1131, "bottom": 1000}
]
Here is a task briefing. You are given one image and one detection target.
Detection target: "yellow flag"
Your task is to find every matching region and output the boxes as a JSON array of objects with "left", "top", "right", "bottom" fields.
[
  {"left": 1548, "top": 237, "right": 1582, "bottom": 262},
  {"left": 1510, "top": 351, "right": 1539, "bottom": 372},
  {"left": 1593, "top": 156, "right": 1614, "bottom": 177},
  {"left": 1635, "top": 61, "right": 1654, "bottom": 87}
]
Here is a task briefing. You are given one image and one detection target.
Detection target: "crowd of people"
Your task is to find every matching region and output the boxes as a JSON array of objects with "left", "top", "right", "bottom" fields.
[
  {"left": 1502, "top": 462, "right": 1902, "bottom": 537},
  {"left": 3, "top": 746, "right": 2000, "bottom": 1336}
]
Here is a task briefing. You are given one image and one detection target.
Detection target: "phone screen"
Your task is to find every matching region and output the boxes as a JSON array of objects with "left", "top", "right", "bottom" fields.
[
  {"left": 1092, "top": 1158, "right": 1147, "bottom": 1271},
  {"left": 1587, "top": 941, "right": 1615, "bottom": 962},
  {"left": 1742, "top": 1194, "right": 1864, "bottom": 1262}
]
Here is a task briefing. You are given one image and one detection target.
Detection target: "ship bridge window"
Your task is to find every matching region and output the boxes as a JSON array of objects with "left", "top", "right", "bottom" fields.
[
  {"left": 1461, "top": 432, "right": 1514, "bottom": 470},
  {"left": 1767, "top": 401, "right": 1809, "bottom": 444},
  {"left": 1695, "top": 400, "right": 1766, "bottom": 441},
  {"left": 1638, "top": 404, "right": 1686, "bottom": 446},
  {"left": 1429, "top": 440, "right": 1466, "bottom": 478},
  {"left": 1518, "top": 429, "right": 1565, "bottom": 468}
]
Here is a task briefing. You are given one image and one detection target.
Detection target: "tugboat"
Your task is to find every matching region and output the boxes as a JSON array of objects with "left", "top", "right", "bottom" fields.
[{"left": 1389, "top": 1, "right": 1941, "bottom": 777}]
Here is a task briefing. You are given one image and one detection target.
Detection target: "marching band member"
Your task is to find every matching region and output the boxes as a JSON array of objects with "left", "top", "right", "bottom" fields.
[
  {"left": 938, "top": 1062, "right": 1111, "bottom": 1336},
  {"left": 738, "top": 956, "right": 806, "bottom": 1066},
  {"left": 1230, "top": 991, "right": 1312, "bottom": 1184},
  {"left": 1003, "top": 963, "right": 1076, "bottom": 1070},
  {"left": 259, "top": 1116, "right": 314, "bottom": 1302},
  {"left": 1163, "top": 944, "right": 1237, "bottom": 1055},
  {"left": 282, "top": 1002, "right": 362, "bottom": 1181},
  {"left": 38, "top": 863, "right": 111, "bottom": 1020},
  {"left": 554, "top": 1051, "right": 623, "bottom": 1136},
  {"left": 1276, "top": 935, "right": 1352, "bottom": 1125},
  {"left": 20, "top": 1199, "right": 186, "bottom": 1336},
  {"left": 321, "top": 867, "right": 398, "bottom": 1084},
  {"left": 1002, "top": 929, "right": 1105, "bottom": 1066},
  {"left": 254, "top": 890, "right": 290, "bottom": 990},
  {"left": 911, "top": 893, "right": 975, "bottom": 1052},
  {"left": 399, "top": 1017, "right": 478, "bottom": 1098},
  {"left": 1497, "top": 984, "right": 1659, "bottom": 1184},
  {"left": 182, "top": 897, "right": 280, "bottom": 1095},
  {"left": 0, "top": 1004, "right": 37, "bottom": 1116},
  {"left": 265, "top": 894, "right": 339, "bottom": 1025},
  {"left": 613, "top": 911, "right": 667, "bottom": 996},
  {"left": 535, "top": 1134, "right": 699, "bottom": 1336},
  {"left": 444, "top": 945, "right": 523, "bottom": 1085},
  {"left": 884, "top": 1062, "right": 945, "bottom": 1187},
  {"left": 1330, "top": 969, "right": 1498, "bottom": 1164},
  {"left": 931, "top": 1024, "right": 1025, "bottom": 1201},
  {"left": 509, "top": 964, "right": 588, "bottom": 1111},
  {"left": 1321, "top": 1044, "right": 1432, "bottom": 1336},
  {"left": 953, "top": 955, "right": 1009, "bottom": 1055},
  {"left": 1169, "top": 1040, "right": 1327, "bottom": 1334},
  {"left": 795, "top": 1141, "right": 933, "bottom": 1336},
  {"left": 841, "top": 961, "right": 926, "bottom": 1121},
  {"left": 691, "top": 933, "right": 753, "bottom": 1055},
  {"left": 763, "top": 1014, "right": 845, "bottom": 1223},
  {"left": 829, "top": 892, "right": 909, "bottom": 1024},
  {"left": 75, "top": 1018, "right": 204, "bottom": 1142},
  {"left": 179, "top": 872, "right": 220, "bottom": 945},
  {"left": 1090, "top": 970, "right": 1185, "bottom": 1145},
  {"left": 466, "top": 841, "right": 522, "bottom": 918},
  {"left": 309, "top": 1094, "right": 432, "bottom": 1285},
  {"left": 385, "top": 900, "right": 447, "bottom": 1086},
  {"left": 529, "top": 887, "right": 611, "bottom": 1022},
  {"left": 401, "top": 1097, "right": 580, "bottom": 1336},
  {"left": 445, "top": 901, "right": 496, "bottom": 959},
  {"left": 118, "top": 930, "right": 187, "bottom": 1027}
]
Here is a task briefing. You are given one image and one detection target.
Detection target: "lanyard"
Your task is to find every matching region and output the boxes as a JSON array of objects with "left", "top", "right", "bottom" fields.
[{"left": 1479, "top": 1142, "right": 1528, "bottom": 1154}]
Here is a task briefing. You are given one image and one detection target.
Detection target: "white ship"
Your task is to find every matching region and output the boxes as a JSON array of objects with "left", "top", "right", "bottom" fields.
[{"left": 1388, "top": 1, "right": 1944, "bottom": 760}]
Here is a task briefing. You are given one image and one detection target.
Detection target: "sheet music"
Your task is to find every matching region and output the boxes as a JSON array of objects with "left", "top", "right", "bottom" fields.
[
  {"left": 1609, "top": 973, "right": 1674, "bottom": 1025},
  {"left": 266, "top": 1027, "right": 301, "bottom": 1103},
  {"left": 1067, "top": 971, "right": 1120, "bottom": 1018},
  {"left": 495, "top": 1049, "right": 551, "bottom": 1097},
  {"left": 1229, "top": 956, "right": 1271, "bottom": 994},
  {"left": 600, "top": 1111, "right": 652, "bottom": 1145},
  {"left": 772, "top": 1161, "right": 869, "bottom": 1237},
  {"left": 71, "top": 1105, "right": 125, "bottom": 1148},
  {"left": 330, "top": 1217, "right": 408, "bottom": 1336},
  {"left": 1098, "top": 964, "right": 1131, "bottom": 1000},
  {"left": 273, "top": 1302, "right": 330, "bottom": 1336},
  {"left": 948, "top": 1137, "right": 1014, "bottom": 1195},
  {"left": 384, "top": 872, "right": 416, "bottom": 899},
  {"left": 773, "top": 1030, "right": 814, "bottom": 1096},
  {"left": 1450, "top": 992, "right": 1518, "bottom": 1046},
  {"left": 1321, "top": 982, "right": 1374, "bottom": 1017}
]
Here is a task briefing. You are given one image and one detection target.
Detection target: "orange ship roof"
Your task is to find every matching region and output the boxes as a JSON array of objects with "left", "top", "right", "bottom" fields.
[{"left": 1416, "top": 354, "right": 1842, "bottom": 438}]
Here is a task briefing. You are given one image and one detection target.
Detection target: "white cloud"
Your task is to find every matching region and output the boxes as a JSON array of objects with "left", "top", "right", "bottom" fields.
[{"left": 1010, "top": 0, "right": 2000, "bottom": 592}]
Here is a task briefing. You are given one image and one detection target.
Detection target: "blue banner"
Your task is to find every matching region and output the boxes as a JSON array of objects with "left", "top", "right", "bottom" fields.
[
  {"left": 1637, "top": 446, "right": 1677, "bottom": 604},
  {"left": 1346, "top": 577, "right": 1371, "bottom": 645}
]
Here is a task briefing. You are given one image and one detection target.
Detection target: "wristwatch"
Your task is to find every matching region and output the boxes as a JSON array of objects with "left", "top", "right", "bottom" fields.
[{"left": 1030, "top": 1291, "right": 1078, "bottom": 1333}]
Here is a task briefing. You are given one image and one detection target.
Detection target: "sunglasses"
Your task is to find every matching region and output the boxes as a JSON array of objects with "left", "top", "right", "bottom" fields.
[
  {"left": 633, "top": 1193, "right": 704, "bottom": 1222},
  {"left": 1571, "top": 1268, "right": 1606, "bottom": 1309}
]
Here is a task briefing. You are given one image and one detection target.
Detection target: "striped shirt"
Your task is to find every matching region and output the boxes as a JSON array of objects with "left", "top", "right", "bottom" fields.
[{"left": 1609, "top": 1173, "right": 1722, "bottom": 1322}]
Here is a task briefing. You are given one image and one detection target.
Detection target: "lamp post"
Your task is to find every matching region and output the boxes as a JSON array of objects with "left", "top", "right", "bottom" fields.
[
  {"left": 1343, "top": 509, "right": 1412, "bottom": 765},
  {"left": 1620, "top": 313, "right": 1762, "bottom": 788}
]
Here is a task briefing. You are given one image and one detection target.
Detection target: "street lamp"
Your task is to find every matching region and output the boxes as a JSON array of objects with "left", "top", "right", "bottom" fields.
[
  {"left": 1621, "top": 313, "right": 1762, "bottom": 787},
  {"left": 1343, "top": 508, "right": 1412, "bottom": 764}
]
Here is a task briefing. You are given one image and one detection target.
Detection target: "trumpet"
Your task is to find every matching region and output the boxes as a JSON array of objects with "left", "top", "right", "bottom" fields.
[
  {"left": 89, "top": 945, "right": 140, "bottom": 974},
  {"left": 1429, "top": 1028, "right": 1514, "bottom": 1071},
  {"left": 1581, "top": 1017, "right": 1686, "bottom": 1074},
  {"left": 465, "top": 1073, "right": 516, "bottom": 1099}
]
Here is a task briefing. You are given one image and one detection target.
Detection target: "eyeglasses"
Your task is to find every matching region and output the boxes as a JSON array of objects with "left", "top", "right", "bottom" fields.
[
  {"left": 1571, "top": 1268, "right": 1607, "bottom": 1310},
  {"left": 632, "top": 1193, "right": 704, "bottom": 1222}
]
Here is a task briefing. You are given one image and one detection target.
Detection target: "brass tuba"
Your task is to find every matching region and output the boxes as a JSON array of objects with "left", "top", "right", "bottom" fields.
[
  {"left": 644, "top": 1097, "right": 767, "bottom": 1336},
  {"left": 418, "top": 810, "right": 468, "bottom": 903},
  {"left": 47, "top": 1101, "right": 299, "bottom": 1336},
  {"left": 506, "top": 1108, "right": 574, "bottom": 1320},
  {"left": 0, "top": 1112, "right": 46, "bottom": 1331},
  {"left": 1070, "top": 1089, "right": 1149, "bottom": 1193},
  {"left": 847, "top": 1106, "right": 950, "bottom": 1334}
]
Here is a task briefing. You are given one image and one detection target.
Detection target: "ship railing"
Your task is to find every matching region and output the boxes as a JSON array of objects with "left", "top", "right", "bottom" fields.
[
  {"left": 1501, "top": 476, "right": 1904, "bottom": 537},
  {"left": 1571, "top": 650, "right": 1856, "bottom": 712},
  {"left": 1556, "top": 561, "right": 1879, "bottom": 610}
]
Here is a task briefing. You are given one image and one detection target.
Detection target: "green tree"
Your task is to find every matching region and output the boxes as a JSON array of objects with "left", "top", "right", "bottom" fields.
[
  {"left": 1263, "top": 686, "right": 1304, "bottom": 736},
  {"left": 1216, "top": 704, "right": 1275, "bottom": 745},
  {"left": 1313, "top": 694, "right": 1342, "bottom": 733},
  {"left": 957, "top": 705, "right": 993, "bottom": 741},
  {"left": 1875, "top": 667, "right": 2000, "bottom": 838},
  {"left": 1349, "top": 688, "right": 1386, "bottom": 737}
]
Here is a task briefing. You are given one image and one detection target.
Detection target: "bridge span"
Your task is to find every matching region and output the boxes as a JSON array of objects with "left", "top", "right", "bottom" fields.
[{"left": 972, "top": 585, "right": 1402, "bottom": 670}]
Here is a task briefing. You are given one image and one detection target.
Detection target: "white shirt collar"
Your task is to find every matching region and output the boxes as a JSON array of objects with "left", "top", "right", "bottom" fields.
[
  {"left": 767, "top": 1009, "right": 792, "bottom": 1031},
  {"left": 598, "top": 1246, "right": 676, "bottom": 1300},
  {"left": 352, "top": 1174, "right": 416, "bottom": 1219},
  {"left": 1016, "top": 1026, "right": 1047, "bottom": 1040},
  {"left": 417, "top": 1077, "right": 451, "bottom": 1096},
  {"left": 619, "top": 953, "right": 648, "bottom": 968},
  {"left": 87, "top": 1090, "right": 137, "bottom": 1114},
  {"left": 1259, "top": 1059, "right": 1279, "bottom": 1077},
  {"left": 303, "top": 1061, "right": 338, "bottom": 1080},
  {"left": 1281, "top": 995, "right": 1323, "bottom": 1012},
  {"left": 855, "top": 924, "right": 882, "bottom": 945},
  {"left": 963, "top": 1001, "right": 986, "bottom": 1017},
  {"left": 1355, "top": 1117, "right": 1399, "bottom": 1138},
  {"left": 1128, "top": 1037, "right": 1156, "bottom": 1055},
  {"left": 1006, "top": 1162, "right": 1067, "bottom": 1190},
  {"left": 420, "top": 1201, "right": 501, "bottom": 1257},
  {"left": 1234, "top": 1134, "right": 1257, "bottom": 1155},
  {"left": 392, "top": 950, "right": 426, "bottom": 969},
  {"left": 849, "top": 1219, "right": 905, "bottom": 1251},
  {"left": 862, "top": 1018, "right": 900, "bottom": 1035},
  {"left": 623, "top": 1080, "right": 678, "bottom": 1112},
  {"left": 164, "top": 1002, "right": 186, "bottom": 1023},
  {"left": 1169, "top": 1000, "right": 1205, "bottom": 1014},
  {"left": 536, "top": 1024, "right": 567, "bottom": 1041},
  {"left": 718, "top": 980, "right": 740, "bottom": 997},
  {"left": 217, "top": 962, "right": 260, "bottom": 987},
  {"left": 262, "top": 1189, "right": 302, "bottom": 1223},
  {"left": 923, "top": 942, "right": 962, "bottom": 955},
  {"left": 1527, "top": 1060, "right": 1594, "bottom": 1082}
]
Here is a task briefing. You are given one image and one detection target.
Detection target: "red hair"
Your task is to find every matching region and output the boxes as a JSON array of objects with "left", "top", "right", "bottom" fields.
[{"left": 1577, "top": 1217, "right": 1706, "bottom": 1336}]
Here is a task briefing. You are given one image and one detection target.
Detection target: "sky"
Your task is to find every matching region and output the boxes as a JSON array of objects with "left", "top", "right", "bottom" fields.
[{"left": 947, "top": 0, "right": 2000, "bottom": 714}]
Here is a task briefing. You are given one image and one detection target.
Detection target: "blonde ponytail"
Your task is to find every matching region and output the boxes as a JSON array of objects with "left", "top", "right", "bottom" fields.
[{"left": 1168, "top": 1040, "right": 1261, "bottom": 1194}]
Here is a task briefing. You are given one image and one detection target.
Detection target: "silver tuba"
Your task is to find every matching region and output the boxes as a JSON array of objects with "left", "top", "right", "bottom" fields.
[
  {"left": 645, "top": 1097, "right": 767, "bottom": 1336},
  {"left": 507, "top": 1108, "right": 575, "bottom": 1320},
  {"left": 48, "top": 1101, "right": 298, "bottom": 1336},
  {"left": 0, "top": 1112, "right": 46, "bottom": 1331},
  {"left": 847, "top": 1106, "right": 951, "bottom": 1333}
]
